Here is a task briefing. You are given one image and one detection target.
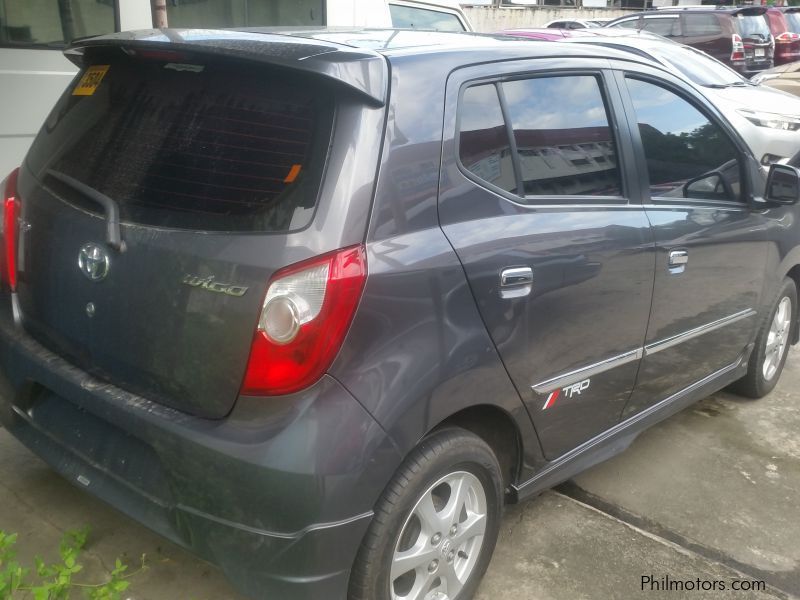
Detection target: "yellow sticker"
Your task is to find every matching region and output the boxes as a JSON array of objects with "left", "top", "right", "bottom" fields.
[{"left": 72, "top": 65, "right": 110, "bottom": 96}]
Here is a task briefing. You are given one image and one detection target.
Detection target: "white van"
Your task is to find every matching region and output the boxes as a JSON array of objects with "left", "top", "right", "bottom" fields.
[{"left": 0, "top": 0, "right": 470, "bottom": 176}]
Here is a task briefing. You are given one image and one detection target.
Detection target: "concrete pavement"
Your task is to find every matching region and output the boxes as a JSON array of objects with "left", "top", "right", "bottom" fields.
[{"left": 0, "top": 354, "right": 798, "bottom": 599}]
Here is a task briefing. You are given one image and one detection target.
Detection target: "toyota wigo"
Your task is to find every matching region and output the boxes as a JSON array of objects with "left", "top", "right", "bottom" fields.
[{"left": 2, "top": 29, "right": 800, "bottom": 600}]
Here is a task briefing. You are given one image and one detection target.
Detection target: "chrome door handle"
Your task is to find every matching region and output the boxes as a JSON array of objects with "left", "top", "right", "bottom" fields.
[
  {"left": 668, "top": 249, "right": 688, "bottom": 274},
  {"left": 500, "top": 267, "right": 533, "bottom": 298}
]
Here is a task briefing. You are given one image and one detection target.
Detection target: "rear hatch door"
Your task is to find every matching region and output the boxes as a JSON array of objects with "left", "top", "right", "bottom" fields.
[
  {"left": 734, "top": 8, "right": 773, "bottom": 69},
  {"left": 17, "top": 46, "right": 336, "bottom": 417}
]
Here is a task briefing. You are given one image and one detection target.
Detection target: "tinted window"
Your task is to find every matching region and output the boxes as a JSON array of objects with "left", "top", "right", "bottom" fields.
[
  {"left": 735, "top": 14, "right": 771, "bottom": 41},
  {"left": 641, "top": 17, "right": 681, "bottom": 38},
  {"left": 27, "top": 54, "right": 333, "bottom": 232},
  {"left": 683, "top": 14, "right": 722, "bottom": 36},
  {"left": 167, "top": 0, "right": 324, "bottom": 28},
  {"left": 0, "top": 0, "right": 115, "bottom": 47},
  {"left": 786, "top": 12, "right": 800, "bottom": 32},
  {"left": 627, "top": 78, "right": 740, "bottom": 201},
  {"left": 458, "top": 84, "right": 516, "bottom": 193},
  {"left": 503, "top": 75, "right": 622, "bottom": 198},
  {"left": 389, "top": 5, "right": 465, "bottom": 31}
]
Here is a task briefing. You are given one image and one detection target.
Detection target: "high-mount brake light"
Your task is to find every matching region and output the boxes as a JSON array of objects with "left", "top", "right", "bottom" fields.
[
  {"left": 1, "top": 168, "right": 20, "bottom": 291},
  {"left": 241, "top": 245, "right": 367, "bottom": 396}
]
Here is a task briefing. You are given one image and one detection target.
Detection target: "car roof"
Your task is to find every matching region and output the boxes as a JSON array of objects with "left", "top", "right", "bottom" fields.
[{"left": 67, "top": 27, "right": 671, "bottom": 105}]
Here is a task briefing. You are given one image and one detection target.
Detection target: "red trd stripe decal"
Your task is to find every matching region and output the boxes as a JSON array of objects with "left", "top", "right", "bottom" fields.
[{"left": 542, "top": 389, "right": 560, "bottom": 410}]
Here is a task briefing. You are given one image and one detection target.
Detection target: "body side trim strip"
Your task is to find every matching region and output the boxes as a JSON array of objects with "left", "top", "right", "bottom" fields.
[
  {"left": 530, "top": 308, "right": 755, "bottom": 395},
  {"left": 531, "top": 348, "right": 642, "bottom": 395},
  {"left": 644, "top": 309, "right": 756, "bottom": 356}
]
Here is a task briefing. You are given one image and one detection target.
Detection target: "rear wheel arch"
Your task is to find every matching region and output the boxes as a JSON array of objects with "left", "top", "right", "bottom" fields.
[{"left": 427, "top": 404, "right": 523, "bottom": 497}]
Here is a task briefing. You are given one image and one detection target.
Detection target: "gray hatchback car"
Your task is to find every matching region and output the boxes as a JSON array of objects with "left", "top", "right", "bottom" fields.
[{"left": 2, "top": 28, "right": 800, "bottom": 600}]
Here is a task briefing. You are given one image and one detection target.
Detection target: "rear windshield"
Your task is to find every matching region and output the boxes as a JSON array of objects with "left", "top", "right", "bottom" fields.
[
  {"left": 26, "top": 52, "right": 333, "bottom": 232},
  {"left": 734, "top": 14, "right": 771, "bottom": 41},
  {"left": 786, "top": 11, "right": 800, "bottom": 32}
]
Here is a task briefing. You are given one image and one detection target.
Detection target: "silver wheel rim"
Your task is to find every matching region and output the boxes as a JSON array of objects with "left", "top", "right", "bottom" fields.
[
  {"left": 763, "top": 296, "right": 792, "bottom": 382},
  {"left": 390, "top": 471, "right": 487, "bottom": 600}
]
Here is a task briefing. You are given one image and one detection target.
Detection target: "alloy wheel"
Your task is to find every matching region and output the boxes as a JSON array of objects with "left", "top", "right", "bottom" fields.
[
  {"left": 763, "top": 296, "right": 792, "bottom": 382},
  {"left": 390, "top": 471, "right": 487, "bottom": 600}
]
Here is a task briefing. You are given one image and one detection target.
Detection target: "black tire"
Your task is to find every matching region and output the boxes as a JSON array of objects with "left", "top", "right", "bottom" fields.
[
  {"left": 349, "top": 427, "right": 503, "bottom": 600},
  {"left": 732, "top": 278, "right": 797, "bottom": 399}
]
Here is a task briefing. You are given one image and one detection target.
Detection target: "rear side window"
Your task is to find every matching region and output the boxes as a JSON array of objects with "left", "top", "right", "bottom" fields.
[
  {"left": 457, "top": 75, "right": 622, "bottom": 200},
  {"left": 458, "top": 85, "right": 516, "bottom": 194},
  {"left": 626, "top": 77, "right": 740, "bottom": 202},
  {"left": 27, "top": 55, "right": 333, "bottom": 232},
  {"left": 641, "top": 17, "right": 682, "bottom": 38},
  {"left": 683, "top": 14, "right": 723, "bottom": 36},
  {"left": 389, "top": 5, "right": 466, "bottom": 31}
]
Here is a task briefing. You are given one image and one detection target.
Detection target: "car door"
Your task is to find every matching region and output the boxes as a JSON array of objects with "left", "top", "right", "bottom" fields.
[
  {"left": 438, "top": 59, "right": 655, "bottom": 459},
  {"left": 614, "top": 70, "right": 770, "bottom": 418}
]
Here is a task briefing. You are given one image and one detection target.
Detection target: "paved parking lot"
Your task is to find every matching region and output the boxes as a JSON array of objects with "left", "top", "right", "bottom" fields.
[{"left": 1, "top": 353, "right": 798, "bottom": 599}]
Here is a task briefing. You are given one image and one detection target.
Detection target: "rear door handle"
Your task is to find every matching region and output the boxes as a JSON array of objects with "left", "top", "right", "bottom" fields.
[
  {"left": 668, "top": 249, "right": 688, "bottom": 274},
  {"left": 500, "top": 267, "right": 533, "bottom": 298}
]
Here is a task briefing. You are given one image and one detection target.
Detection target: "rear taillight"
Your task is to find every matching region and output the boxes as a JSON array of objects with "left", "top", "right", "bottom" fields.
[
  {"left": 731, "top": 34, "right": 745, "bottom": 61},
  {"left": 241, "top": 245, "right": 367, "bottom": 396},
  {"left": 775, "top": 31, "right": 800, "bottom": 43},
  {"left": 1, "top": 168, "right": 20, "bottom": 291}
]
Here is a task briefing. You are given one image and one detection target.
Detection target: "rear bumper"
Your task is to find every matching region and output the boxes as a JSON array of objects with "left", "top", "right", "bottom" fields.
[{"left": 0, "top": 302, "right": 401, "bottom": 599}]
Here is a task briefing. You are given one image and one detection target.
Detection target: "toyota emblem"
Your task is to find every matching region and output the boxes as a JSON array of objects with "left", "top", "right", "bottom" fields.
[{"left": 78, "top": 243, "right": 110, "bottom": 282}]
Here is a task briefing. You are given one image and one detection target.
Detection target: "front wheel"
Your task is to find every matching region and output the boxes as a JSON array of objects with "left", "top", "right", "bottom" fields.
[
  {"left": 349, "top": 427, "right": 503, "bottom": 600},
  {"left": 732, "top": 278, "right": 796, "bottom": 399}
]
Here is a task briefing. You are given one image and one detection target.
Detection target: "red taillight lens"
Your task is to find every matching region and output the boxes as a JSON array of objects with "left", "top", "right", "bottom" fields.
[
  {"left": 776, "top": 31, "right": 800, "bottom": 43},
  {"left": 1, "top": 168, "right": 20, "bottom": 291},
  {"left": 240, "top": 245, "right": 367, "bottom": 396},
  {"left": 731, "top": 34, "right": 745, "bottom": 61}
]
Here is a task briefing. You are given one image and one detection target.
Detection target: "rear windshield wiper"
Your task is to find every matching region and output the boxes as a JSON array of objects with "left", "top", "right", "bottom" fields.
[{"left": 46, "top": 170, "right": 124, "bottom": 252}]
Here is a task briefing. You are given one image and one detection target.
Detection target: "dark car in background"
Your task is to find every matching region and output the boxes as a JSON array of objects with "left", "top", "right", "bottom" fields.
[
  {"left": 2, "top": 28, "right": 800, "bottom": 600},
  {"left": 766, "top": 7, "right": 800, "bottom": 66},
  {"left": 606, "top": 7, "right": 774, "bottom": 76}
]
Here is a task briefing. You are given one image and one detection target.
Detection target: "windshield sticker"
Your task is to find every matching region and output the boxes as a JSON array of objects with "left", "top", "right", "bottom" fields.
[{"left": 72, "top": 65, "right": 110, "bottom": 96}]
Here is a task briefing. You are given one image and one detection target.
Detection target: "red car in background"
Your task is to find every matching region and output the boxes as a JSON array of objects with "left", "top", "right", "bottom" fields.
[{"left": 767, "top": 8, "right": 800, "bottom": 65}]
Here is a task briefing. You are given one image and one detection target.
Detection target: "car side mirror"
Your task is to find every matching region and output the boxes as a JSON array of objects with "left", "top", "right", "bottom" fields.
[{"left": 765, "top": 164, "right": 800, "bottom": 205}]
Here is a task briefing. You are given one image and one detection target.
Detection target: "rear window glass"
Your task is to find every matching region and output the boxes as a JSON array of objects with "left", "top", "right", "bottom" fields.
[
  {"left": 735, "top": 14, "right": 771, "bottom": 41},
  {"left": 786, "top": 12, "right": 800, "bottom": 32},
  {"left": 26, "top": 54, "right": 333, "bottom": 232}
]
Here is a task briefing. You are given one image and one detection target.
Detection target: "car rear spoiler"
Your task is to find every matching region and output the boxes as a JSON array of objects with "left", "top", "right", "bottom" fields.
[
  {"left": 729, "top": 6, "right": 768, "bottom": 16},
  {"left": 64, "top": 29, "right": 388, "bottom": 107}
]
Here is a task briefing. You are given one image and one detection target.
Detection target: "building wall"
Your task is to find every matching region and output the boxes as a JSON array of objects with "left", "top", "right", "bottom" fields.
[{"left": 463, "top": 6, "right": 638, "bottom": 32}]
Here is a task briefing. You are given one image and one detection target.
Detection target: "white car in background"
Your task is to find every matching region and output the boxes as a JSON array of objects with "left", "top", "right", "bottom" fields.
[{"left": 563, "top": 30, "right": 800, "bottom": 166}]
